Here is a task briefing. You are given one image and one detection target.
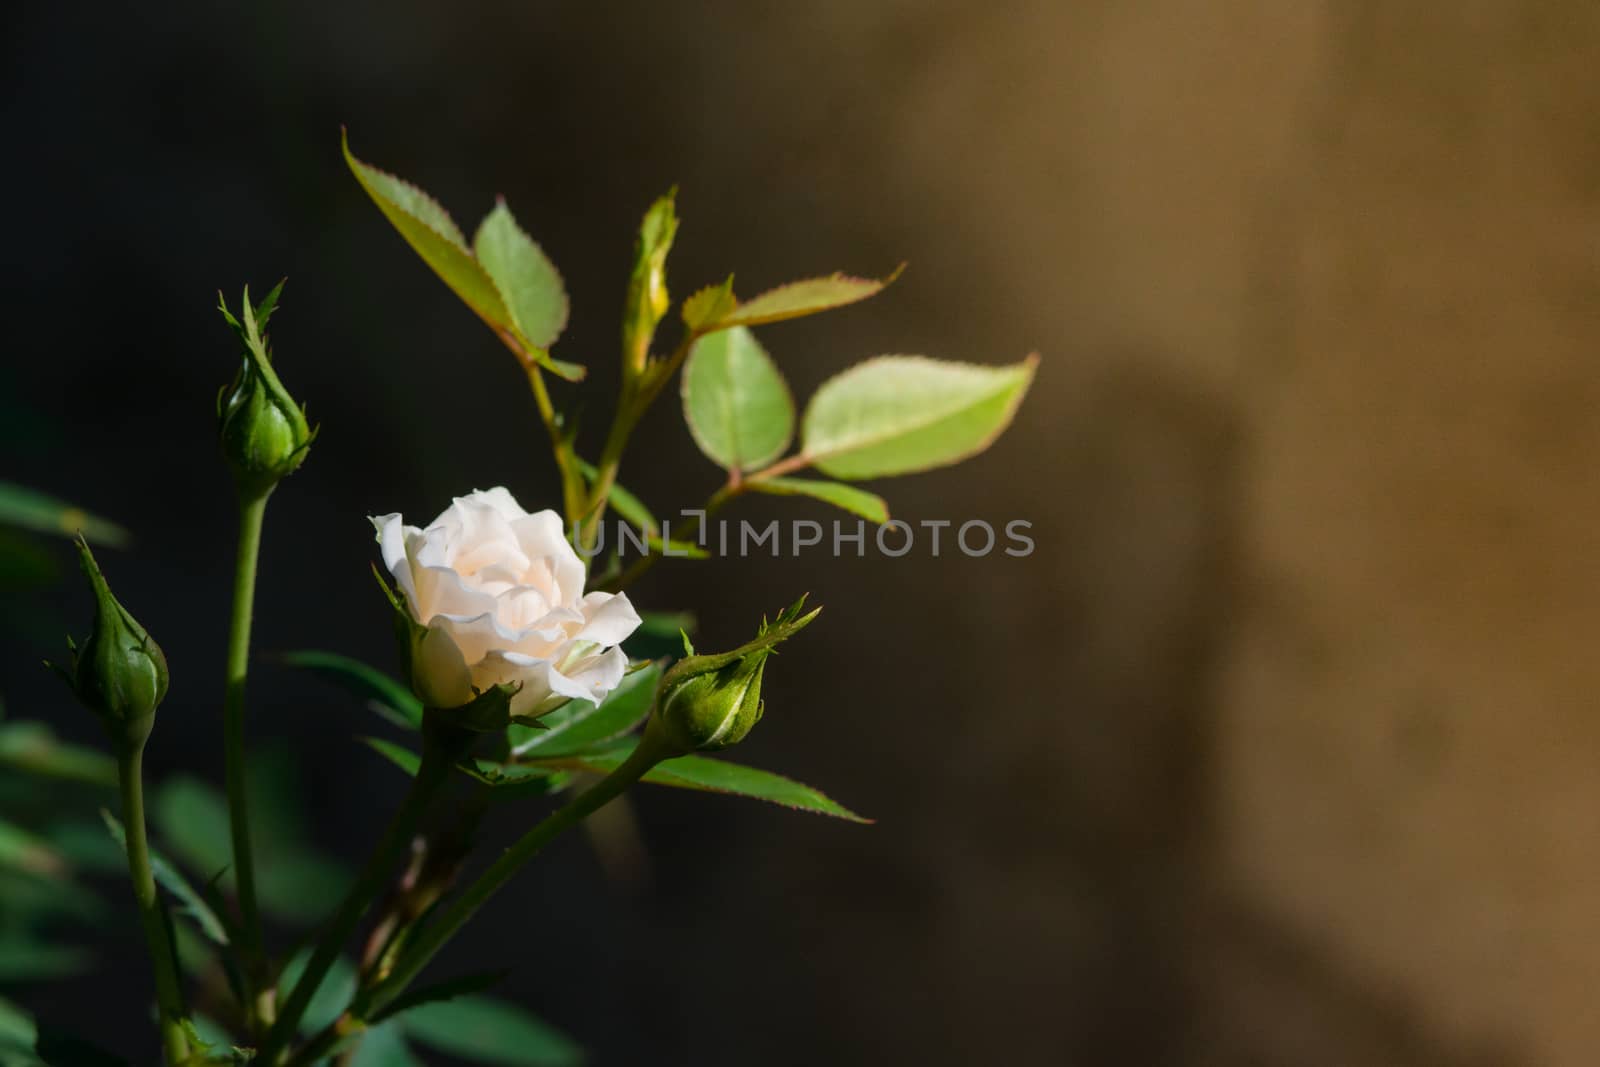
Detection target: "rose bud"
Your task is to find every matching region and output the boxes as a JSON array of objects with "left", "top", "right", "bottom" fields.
[
  {"left": 621, "top": 190, "right": 678, "bottom": 376},
  {"left": 652, "top": 595, "right": 819, "bottom": 753},
  {"left": 217, "top": 282, "right": 313, "bottom": 497},
  {"left": 49, "top": 538, "right": 168, "bottom": 748},
  {"left": 372, "top": 488, "right": 642, "bottom": 721}
]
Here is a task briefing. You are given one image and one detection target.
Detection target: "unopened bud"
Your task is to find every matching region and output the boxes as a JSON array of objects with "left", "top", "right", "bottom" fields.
[
  {"left": 622, "top": 190, "right": 679, "bottom": 376},
  {"left": 50, "top": 539, "right": 168, "bottom": 748},
  {"left": 217, "top": 282, "right": 313, "bottom": 497},
  {"left": 652, "top": 595, "right": 818, "bottom": 753}
]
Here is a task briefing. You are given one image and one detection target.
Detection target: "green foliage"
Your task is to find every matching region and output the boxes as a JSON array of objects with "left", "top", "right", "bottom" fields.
[
  {"left": 529, "top": 738, "right": 867, "bottom": 823},
  {"left": 99, "top": 812, "right": 231, "bottom": 947},
  {"left": 396, "top": 995, "right": 581, "bottom": 1066},
  {"left": 0, "top": 484, "right": 127, "bottom": 548},
  {"left": 680, "top": 275, "right": 736, "bottom": 333},
  {"left": 277, "top": 949, "right": 358, "bottom": 1035},
  {"left": 277, "top": 650, "right": 423, "bottom": 729},
  {"left": 366, "top": 970, "right": 509, "bottom": 1025},
  {"left": 708, "top": 268, "right": 901, "bottom": 330},
  {"left": 509, "top": 662, "right": 659, "bottom": 759},
  {"left": 342, "top": 132, "right": 581, "bottom": 381},
  {"left": 0, "top": 721, "right": 115, "bottom": 787},
  {"left": 800, "top": 354, "right": 1038, "bottom": 479},
  {"left": 473, "top": 200, "right": 569, "bottom": 350},
  {"left": 681, "top": 327, "right": 795, "bottom": 471},
  {"left": 746, "top": 476, "right": 888, "bottom": 524},
  {"left": 152, "top": 766, "right": 348, "bottom": 926},
  {"left": 361, "top": 736, "right": 421, "bottom": 776}
]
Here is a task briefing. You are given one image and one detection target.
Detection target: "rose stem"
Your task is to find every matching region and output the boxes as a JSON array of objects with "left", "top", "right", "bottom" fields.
[
  {"left": 223, "top": 490, "right": 270, "bottom": 1025},
  {"left": 117, "top": 744, "right": 192, "bottom": 1064},
  {"left": 356, "top": 725, "right": 671, "bottom": 1024},
  {"left": 258, "top": 723, "right": 467, "bottom": 1064}
]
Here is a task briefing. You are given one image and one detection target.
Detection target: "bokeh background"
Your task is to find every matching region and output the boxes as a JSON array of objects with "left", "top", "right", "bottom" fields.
[{"left": 4, "top": 1, "right": 1598, "bottom": 1064}]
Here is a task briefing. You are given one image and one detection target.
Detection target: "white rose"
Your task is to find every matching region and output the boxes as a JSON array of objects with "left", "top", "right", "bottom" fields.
[{"left": 372, "top": 487, "right": 641, "bottom": 717}]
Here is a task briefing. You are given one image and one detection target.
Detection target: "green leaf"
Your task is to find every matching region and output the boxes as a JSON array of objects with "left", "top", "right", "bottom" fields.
[
  {"left": 0, "top": 722, "right": 115, "bottom": 787},
  {"left": 343, "top": 133, "right": 507, "bottom": 325},
  {"left": 800, "top": 354, "right": 1037, "bottom": 479},
  {"left": 622, "top": 611, "right": 695, "bottom": 662},
  {"left": 510, "top": 663, "right": 659, "bottom": 759},
  {"left": 714, "top": 267, "right": 901, "bottom": 330},
  {"left": 361, "top": 736, "right": 421, "bottom": 777},
  {"left": 473, "top": 200, "right": 569, "bottom": 350},
  {"left": 100, "top": 811, "right": 231, "bottom": 946},
  {"left": 341, "top": 132, "right": 582, "bottom": 383},
  {"left": 531, "top": 738, "right": 869, "bottom": 822},
  {"left": 680, "top": 275, "right": 736, "bottom": 333},
  {"left": 153, "top": 772, "right": 348, "bottom": 926},
  {"left": 0, "top": 483, "right": 128, "bottom": 547},
  {"left": 278, "top": 650, "right": 423, "bottom": 729},
  {"left": 278, "top": 950, "right": 358, "bottom": 1036},
  {"left": 453, "top": 760, "right": 571, "bottom": 798},
  {"left": 0, "top": 819, "right": 65, "bottom": 879},
  {"left": 681, "top": 326, "right": 794, "bottom": 471},
  {"left": 574, "top": 459, "right": 657, "bottom": 533},
  {"left": 0, "top": 995, "right": 36, "bottom": 1053},
  {"left": 348, "top": 1021, "right": 424, "bottom": 1067},
  {"left": 0, "top": 935, "right": 91, "bottom": 982},
  {"left": 368, "top": 970, "right": 509, "bottom": 1025},
  {"left": 747, "top": 476, "right": 889, "bottom": 524},
  {"left": 151, "top": 777, "right": 231, "bottom": 882},
  {"left": 399, "top": 995, "right": 581, "bottom": 1067}
]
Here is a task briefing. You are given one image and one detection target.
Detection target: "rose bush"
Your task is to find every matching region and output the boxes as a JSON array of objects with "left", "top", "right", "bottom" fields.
[{"left": 373, "top": 487, "right": 641, "bottom": 716}]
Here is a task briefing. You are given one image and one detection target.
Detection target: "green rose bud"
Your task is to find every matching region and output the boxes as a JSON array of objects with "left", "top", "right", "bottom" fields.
[
  {"left": 621, "top": 190, "right": 679, "bottom": 377},
  {"left": 50, "top": 538, "right": 168, "bottom": 749},
  {"left": 653, "top": 595, "right": 819, "bottom": 753},
  {"left": 217, "top": 281, "right": 313, "bottom": 497}
]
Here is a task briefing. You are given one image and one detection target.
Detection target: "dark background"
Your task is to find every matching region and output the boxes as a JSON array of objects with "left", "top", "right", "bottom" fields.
[{"left": 4, "top": 2, "right": 1597, "bottom": 1065}]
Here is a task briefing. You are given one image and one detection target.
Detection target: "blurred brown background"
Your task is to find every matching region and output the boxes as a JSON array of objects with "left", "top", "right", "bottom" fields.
[{"left": 3, "top": 1, "right": 1597, "bottom": 1064}]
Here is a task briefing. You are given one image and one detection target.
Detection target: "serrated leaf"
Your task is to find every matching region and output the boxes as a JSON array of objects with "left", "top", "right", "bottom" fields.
[
  {"left": 529, "top": 738, "right": 869, "bottom": 822},
  {"left": 510, "top": 663, "right": 659, "bottom": 759},
  {"left": 453, "top": 760, "right": 570, "bottom": 797},
  {"left": 714, "top": 268, "right": 900, "bottom": 330},
  {"left": 0, "top": 483, "right": 128, "bottom": 547},
  {"left": 342, "top": 132, "right": 582, "bottom": 382},
  {"left": 681, "top": 275, "right": 736, "bottom": 333},
  {"left": 279, "top": 650, "right": 423, "bottom": 729},
  {"left": 747, "top": 476, "right": 889, "bottom": 524},
  {"left": 473, "top": 200, "right": 569, "bottom": 350},
  {"left": 343, "top": 133, "right": 508, "bottom": 324},
  {"left": 800, "top": 354, "right": 1037, "bottom": 479},
  {"left": 100, "top": 811, "right": 231, "bottom": 947},
  {"left": 399, "top": 995, "right": 581, "bottom": 1067},
  {"left": 682, "top": 326, "right": 794, "bottom": 471}
]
